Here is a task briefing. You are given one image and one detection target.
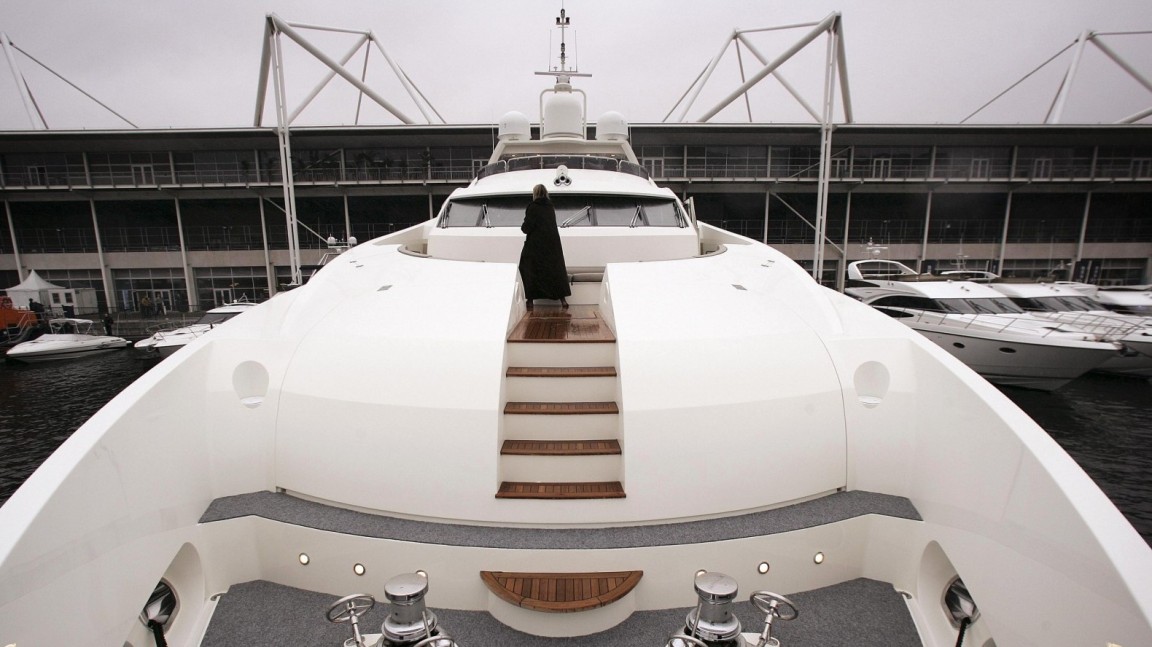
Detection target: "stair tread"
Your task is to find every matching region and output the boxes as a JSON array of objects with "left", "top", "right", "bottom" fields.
[
  {"left": 501, "top": 439, "right": 622, "bottom": 456},
  {"left": 496, "top": 481, "right": 626, "bottom": 499},
  {"left": 508, "top": 305, "right": 616, "bottom": 343},
  {"left": 505, "top": 401, "right": 619, "bottom": 415},
  {"left": 480, "top": 570, "right": 642, "bottom": 612},
  {"left": 507, "top": 366, "right": 617, "bottom": 378}
]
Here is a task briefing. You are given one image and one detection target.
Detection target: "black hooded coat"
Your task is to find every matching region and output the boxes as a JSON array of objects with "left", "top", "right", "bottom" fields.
[{"left": 519, "top": 197, "right": 572, "bottom": 301}]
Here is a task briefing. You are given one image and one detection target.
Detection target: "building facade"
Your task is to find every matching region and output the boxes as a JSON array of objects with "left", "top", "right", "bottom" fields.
[{"left": 1, "top": 123, "right": 1150, "bottom": 314}]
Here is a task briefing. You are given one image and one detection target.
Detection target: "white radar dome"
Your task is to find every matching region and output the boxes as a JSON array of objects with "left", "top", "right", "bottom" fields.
[
  {"left": 541, "top": 90, "right": 584, "bottom": 139},
  {"left": 595, "top": 111, "right": 629, "bottom": 141},
  {"left": 497, "top": 111, "right": 531, "bottom": 141}
]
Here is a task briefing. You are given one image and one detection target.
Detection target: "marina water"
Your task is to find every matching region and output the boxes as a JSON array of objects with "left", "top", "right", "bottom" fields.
[{"left": 2, "top": 351, "right": 1150, "bottom": 546}]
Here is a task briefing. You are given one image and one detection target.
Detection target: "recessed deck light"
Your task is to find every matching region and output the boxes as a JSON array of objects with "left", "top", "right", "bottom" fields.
[
  {"left": 416, "top": 570, "right": 428, "bottom": 578},
  {"left": 354, "top": 563, "right": 366, "bottom": 576},
  {"left": 695, "top": 569, "right": 708, "bottom": 578},
  {"left": 758, "top": 562, "right": 770, "bottom": 574},
  {"left": 298, "top": 553, "right": 310, "bottom": 565},
  {"left": 813, "top": 552, "right": 825, "bottom": 564}
]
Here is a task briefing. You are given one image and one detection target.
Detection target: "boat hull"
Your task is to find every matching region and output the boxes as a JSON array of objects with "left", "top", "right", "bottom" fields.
[
  {"left": 911, "top": 326, "right": 1118, "bottom": 390},
  {"left": 5, "top": 336, "right": 130, "bottom": 363}
]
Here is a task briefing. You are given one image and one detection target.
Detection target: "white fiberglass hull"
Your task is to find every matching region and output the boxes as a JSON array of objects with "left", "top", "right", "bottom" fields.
[
  {"left": 5, "top": 334, "right": 130, "bottom": 363},
  {"left": 909, "top": 324, "right": 1118, "bottom": 390},
  {"left": 2, "top": 227, "right": 1151, "bottom": 647}
]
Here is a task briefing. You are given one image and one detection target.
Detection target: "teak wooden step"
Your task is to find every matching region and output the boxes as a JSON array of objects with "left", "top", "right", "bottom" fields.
[
  {"left": 508, "top": 305, "right": 616, "bottom": 344},
  {"left": 506, "top": 366, "right": 618, "bottom": 378},
  {"left": 480, "top": 570, "right": 643, "bottom": 613},
  {"left": 496, "top": 481, "right": 626, "bottom": 499},
  {"left": 501, "top": 439, "right": 622, "bottom": 456},
  {"left": 504, "top": 402, "right": 619, "bottom": 415}
]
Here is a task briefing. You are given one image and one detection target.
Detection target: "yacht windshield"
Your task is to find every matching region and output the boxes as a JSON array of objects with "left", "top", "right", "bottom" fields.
[
  {"left": 196, "top": 312, "right": 241, "bottom": 325},
  {"left": 936, "top": 298, "right": 1025, "bottom": 315},
  {"left": 1008, "top": 296, "right": 1101, "bottom": 312},
  {"left": 440, "top": 195, "right": 685, "bottom": 228}
]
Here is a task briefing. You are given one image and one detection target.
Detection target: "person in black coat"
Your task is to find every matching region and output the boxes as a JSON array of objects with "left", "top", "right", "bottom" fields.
[{"left": 519, "top": 184, "right": 571, "bottom": 310}]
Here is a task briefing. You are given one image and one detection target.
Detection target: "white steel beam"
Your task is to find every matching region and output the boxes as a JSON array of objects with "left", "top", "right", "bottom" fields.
[
  {"left": 2, "top": 32, "right": 42, "bottom": 129},
  {"left": 287, "top": 34, "right": 370, "bottom": 124},
  {"left": 1048, "top": 30, "right": 1091, "bottom": 124},
  {"left": 695, "top": 13, "right": 839, "bottom": 123},
  {"left": 674, "top": 31, "right": 736, "bottom": 123},
  {"left": 268, "top": 14, "right": 414, "bottom": 124},
  {"left": 1090, "top": 36, "right": 1152, "bottom": 95},
  {"left": 254, "top": 20, "right": 273, "bottom": 126},
  {"left": 735, "top": 33, "right": 821, "bottom": 122}
]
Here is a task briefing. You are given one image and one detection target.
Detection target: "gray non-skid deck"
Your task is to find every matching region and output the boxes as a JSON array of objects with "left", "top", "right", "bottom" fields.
[
  {"left": 199, "top": 489, "right": 921, "bottom": 549},
  {"left": 201, "top": 577, "right": 923, "bottom": 646}
]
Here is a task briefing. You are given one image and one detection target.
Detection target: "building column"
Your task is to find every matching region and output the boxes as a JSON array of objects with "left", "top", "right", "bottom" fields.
[
  {"left": 1071, "top": 191, "right": 1093, "bottom": 282},
  {"left": 4, "top": 200, "right": 24, "bottom": 282},
  {"left": 173, "top": 197, "right": 197, "bottom": 312},
  {"left": 837, "top": 190, "right": 853, "bottom": 292},
  {"left": 258, "top": 197, "right": 276, "bottom": 297},
  {"left": 89, "top": 199, "right": 115, "bottom": 313},
  {"left": 762, "top": 186, "right": 770, "bottom": 245},
  {"left": 343, "top": 193, "right": 352, "bottom": 240},
  {"left": 918, "top": 191, "right": 933, "bottom": 273},
  {"left": 997, "top": 192, "right": 1014, "bottom": 275}
]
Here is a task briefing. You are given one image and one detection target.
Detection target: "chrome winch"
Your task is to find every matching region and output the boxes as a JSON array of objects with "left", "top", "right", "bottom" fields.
[
  {"left": 326, "top": 572, "right": 457, "bottom": 647},
  {"left": 667, "top": 571, "right": 799, "bottom": 647}
]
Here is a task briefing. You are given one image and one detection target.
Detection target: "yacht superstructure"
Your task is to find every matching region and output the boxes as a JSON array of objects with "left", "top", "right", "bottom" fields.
[{"left": 2, "top": 11, "right": 1152, "bottom": 647}]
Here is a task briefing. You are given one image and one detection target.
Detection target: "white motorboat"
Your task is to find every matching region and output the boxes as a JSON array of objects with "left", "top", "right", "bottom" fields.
[
  {"left": 845, "top": 260, "right": 1122, "bottom": 390},
  {"left": 3, "top": 14, "right": 1152, "bottom": 647},
  {"left": 1060, "top": 282, "right": 1152, "bottom": 317},
  {"left": 988, "top": 280, "right": 1152, "bottom": 377},
  {"left": 134, "top": 302, "right": 259, "bottom": 358},
  {"left": 4, "top": 317, "right": 130, "bottom": 363}
]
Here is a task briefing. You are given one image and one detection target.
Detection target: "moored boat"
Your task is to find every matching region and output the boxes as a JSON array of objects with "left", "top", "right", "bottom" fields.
[
  {"left": 134, "top": 302, "right": 259, "bottom": 358},
  {"left": 845, "top": 260, "right": 1123, "bottom": 391},
  {"left": 988, "top": 279, "right": 1152, "bottom": 377},
  {"left": 4, "top": 317, "right": 130, "bottom": 363}
]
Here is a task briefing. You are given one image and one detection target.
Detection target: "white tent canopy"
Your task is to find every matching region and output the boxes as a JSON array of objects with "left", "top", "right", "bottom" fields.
[{"left": 4, "top": 269, "right": 97, "bottom": 314}]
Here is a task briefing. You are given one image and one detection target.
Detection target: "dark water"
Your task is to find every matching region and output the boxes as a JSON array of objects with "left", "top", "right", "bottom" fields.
[{"left": 1, "top": 354, "right": 1150, "bottom": 546}]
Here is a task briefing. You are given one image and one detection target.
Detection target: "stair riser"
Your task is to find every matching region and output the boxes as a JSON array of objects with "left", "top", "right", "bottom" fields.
[
  {"left": 507, "top": 342, "right": 616, "bottom": 368},
  {"left": 505, "top": 376, "right": 618, "bottom": 402},
  {"left": 503, "top": 413, "right": 620, "bottom": 440},
  {"left": 568, "top": 282, "right": 601, "bottom": 305},
  {"left": 501, "top": 455, "right": 622, "bottom": 482}
]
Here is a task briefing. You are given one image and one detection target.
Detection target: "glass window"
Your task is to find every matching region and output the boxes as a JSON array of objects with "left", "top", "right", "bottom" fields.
[
  {"left": 440, "top": 195, "right": 684, "bottom": 228},
  {"left": 441, "top": 196, "right": 528, "bottom": 227}
]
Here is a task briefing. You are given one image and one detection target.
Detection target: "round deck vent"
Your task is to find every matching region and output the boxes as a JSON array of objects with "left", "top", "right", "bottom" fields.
[
  {"left": 232, "top": 360, "right": 269, "bottom": 408},
  {"left": 853, "top": 361, "right": 890, "bottom": 408}
]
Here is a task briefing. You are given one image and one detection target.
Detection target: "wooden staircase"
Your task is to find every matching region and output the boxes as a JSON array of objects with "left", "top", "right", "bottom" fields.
[{"left": 499, "top": 298, "right": 624, "bottom": 499}]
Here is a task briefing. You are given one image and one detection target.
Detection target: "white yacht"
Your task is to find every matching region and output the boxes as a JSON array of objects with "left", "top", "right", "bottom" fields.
[
  {"left": 845, "top": 260, "right": 1122, "bottom": 390},
  {"left": 988, "top": 280, "right": 1152, "bottom": 378},
  {"left": 1062, "top": 282, "right": 1152, "bottom": 317},
  {"left": 3, "top": 17, "right": 1152, "bottom": 647},
  {"left": 4, "top": 317, "right": 130, "bottom": 363},
  {"left": 134, "top": 302, "right": 259, "bottom": 358}
]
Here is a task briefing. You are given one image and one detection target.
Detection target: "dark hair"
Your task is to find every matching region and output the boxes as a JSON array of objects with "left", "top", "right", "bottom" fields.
[{"left": 532, "top": 184, "right": 548, "bottom": 200}]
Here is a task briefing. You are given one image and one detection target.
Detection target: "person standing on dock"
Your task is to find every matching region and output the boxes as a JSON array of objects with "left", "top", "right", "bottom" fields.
[
  {"left": 102, "top": 312, "right": 114, "bottom": 336},
  {"left": 519, "top": 184, "right": 570, "bottom": 310}
]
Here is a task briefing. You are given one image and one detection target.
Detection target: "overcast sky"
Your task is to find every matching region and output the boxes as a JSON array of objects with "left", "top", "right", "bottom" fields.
[{"left": 1, "top": 0, "right": 1150, "bottom": 131}]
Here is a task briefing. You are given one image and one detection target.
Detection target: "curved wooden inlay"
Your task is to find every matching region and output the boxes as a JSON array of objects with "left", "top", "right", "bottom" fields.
[{"left": 480, "top": 570, "right": 643, "bottom": 613}]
